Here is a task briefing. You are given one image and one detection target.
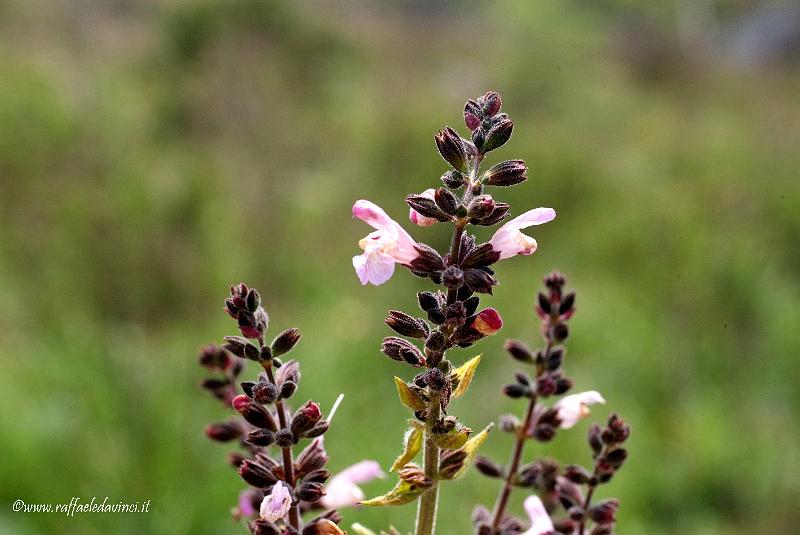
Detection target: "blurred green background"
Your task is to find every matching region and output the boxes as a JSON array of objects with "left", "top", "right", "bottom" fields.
[{"left": 1, "top": 1, "right": 799, "bottom": 534}]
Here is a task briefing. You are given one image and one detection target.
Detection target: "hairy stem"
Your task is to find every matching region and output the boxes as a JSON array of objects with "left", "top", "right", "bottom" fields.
[
  {"left": 578, "top": 443, "right": 607, "bottom": 535},
  {"left": 415, "top": 394, "right": 442, "bottom": 535},
  {"left": 263, "top": 359, "right": 300, "bottom": 530}
]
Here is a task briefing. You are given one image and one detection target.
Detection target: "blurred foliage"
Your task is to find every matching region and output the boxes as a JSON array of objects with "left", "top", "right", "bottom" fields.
[{"left": 1, "top": 1, "right": 798, "bottom": 534}]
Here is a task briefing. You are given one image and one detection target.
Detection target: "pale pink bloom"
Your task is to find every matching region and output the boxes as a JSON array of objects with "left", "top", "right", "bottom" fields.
[
  {"left": 320, "top": 460, "right": 385, "bottom": 509},
  {"left": 409, "top": 188, "right": 438, "bottom": 227},
  {"left": 352, "top": 200, "right": 419, "bottom": 285},
  {"left": 489, "top": 208, "right": 556, "bottom": 260},
  {"left": 259, "top": 481, "right": 292, "bottom": 522},
  {"left": 237, "top": 490, "right": 256, "bottom": 517},
  {"left": 553, "top": 391, "right": 606, "bottom": 429},
  {"left": 521, "top": 495, "right": 555, "bottom": 535}
]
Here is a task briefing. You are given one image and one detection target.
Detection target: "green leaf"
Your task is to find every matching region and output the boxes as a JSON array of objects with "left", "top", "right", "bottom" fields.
[
  {"left": 431, "top": 425, "right": 471, "bottom": 450},
  {"left": 390, "top": 424, "right": 424, "bottom": 472},
  {"left": 452, "top": 423, "right": 494, "bottom": 479},
  {"left": 360, "top": 478, "right": 428, "bottom": 506},
  {"left": 451, "top": 355, "right": 481, "bottom": 398},
  {"left": 394, "top": 376, "right": 427, "bottom": 411}
]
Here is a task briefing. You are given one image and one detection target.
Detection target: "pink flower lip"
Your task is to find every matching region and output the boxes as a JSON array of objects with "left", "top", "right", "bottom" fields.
[
  {"left": 352, "top": 200, "right": 419, "bottom": 286},
  {"left": 231, "top": 394, "right": 250, "bottom": 411},
  {"left": 489, "top": 207, "right": 556, "bottom": 260}
]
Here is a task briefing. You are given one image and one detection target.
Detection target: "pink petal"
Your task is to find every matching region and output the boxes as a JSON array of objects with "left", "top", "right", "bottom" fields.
[
  {"left": 334, "top": 460, "right": 385, "bottom": 485},
  {"left": 352, "top": 251, "right": 396, "bottom": 285},
  {"left": 353, "top": 200, "right": 394, "bottom": 230},
  {"left": 522, "top": 495, "right": 555, "bottom": 535},
  {"left": 505, "top": 207, "right": 557, "bottom": 231}
]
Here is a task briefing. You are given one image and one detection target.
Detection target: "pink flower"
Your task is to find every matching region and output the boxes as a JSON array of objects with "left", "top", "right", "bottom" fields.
[
  {"left": 472, "top": 308, "right": 503, "bottom": 335},
  {"left": 521, "top": 495, "right": 555, "bottom": 535},
  {"left": 553, "top": 391, "right": 606, "bottom": 429},
  {"left": 320, "top": 460, "right": 385, "bottom": 509},
  {"left": 259, "top": 481, "right": 292, "bottom": 522},
  {"left": 352, "top": 200, "right": 419, "bottom": 285},
  {"left": 409, "top": 188, "right": 438, "bottom": 227},
  {"left": 489, "top": 208, "right": 556, "bottom": 260}
]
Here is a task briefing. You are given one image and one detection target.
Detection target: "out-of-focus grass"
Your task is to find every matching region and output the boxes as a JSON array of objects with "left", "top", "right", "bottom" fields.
[{"left": 1, "top": 1, "right": 798, "bottom": 534}]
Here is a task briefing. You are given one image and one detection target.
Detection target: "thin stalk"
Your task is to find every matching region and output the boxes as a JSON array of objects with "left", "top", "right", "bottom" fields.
[
  {"left": 577, "top": 444, "right": 607, "bottom": 535},
  {"left": 262, "top": 357, "right": 301, "bottom": 530},
  {"left": 490, "top": 341, "right": 552, "bottom": 530}
]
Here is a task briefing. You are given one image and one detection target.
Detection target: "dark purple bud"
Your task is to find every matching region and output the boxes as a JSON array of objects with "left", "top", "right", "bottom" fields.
[
  {"left": 303, "top": 469, "right": 332, "bottom": 484},
  {"left": 484, "top": 159, "right": 527, "bottom": 187},
  {"left": 467, "top": 195, "right": 495, "bottom": 220},
  {"left": 279, "top": 380, "right": 297, "bottom": 400},
  {"left": 461, "top": 243, "right": 500, "bottom": 269},
  {"left": 464, "top": 99, "right": 482, "bottom": 131},
  {"left": 251, "top": 381, "right": 279, "bottom": 404},
  {"left": 475, "top": 456, "right": 503, "bottom": 478},
  {"left": 417, "top": 291, "right": 441, "bottom": 312},
  {"left": 250, "top": 520, "right": 280, "bottom": 535},
  {"left": 271, "top": 328, "right": 301, "bottom": 357},
  {"left": 533, "top": 423, "right": 556, "bottom": 442},
  {"left": 588, "top": 424, "right": 604, "bottom": 455},
  {"left": 546, "top": 347, "right": 564, "bottom": 371},
  {"left": 559, "top": 292, "right": 576, "bottom": 316},
  {"left": 464, "top": 268, "right": 497, "bottom": 294},
  {"left": 296, "top": 438, "right": 329, "bottom": 477},
  {"left": 406, "top": 194, "right": 450, "bottom": 221},
  {"left": 297, "top": 482, "right": 327, "bottom": 504},
  {"left": 502, "top": 383, "right": 528, "bottom": 399},
  {"left": 228, "top": 452, "right": 247, "bottom": 468},
  {"left": 555, "top": 376, "right": 574, "bottom": 395},
  {"left": 563, "top": 464, "right": 592, "bottom": 484},
  {"left": 291, "top": 400, "right": 323, "bottom": 436},
  {"left": 410, "top": 243, "right": 445, "bottom": 274},
  {"left": 552, "top": 322, "right": 569, "bottom": 342},
  {"left": 425, "top": 331, "right": 447, "bottom": 352},
  {"left": 381, "top": 337, "right": 426, "bottom": 367},
  {"left": 463, "top": 295, "right": 480, "bottom": 316},
  {"left": 238, "top": 459, "right": 278, "bottom": 488},
  {"left": 223, "top": 336, "right": 261, "bottom": 361},
  {"left": 385, "top": 310, "right": 429, "bottom": 339},
  {"left": 504, "top": 339, "right": 534, "bottom": 363},
  {"left": 475, "top": 202, "right": 511, "bottom": 226},
  {"left": 442, "top": 266, "right": 464, "bottom": 290},
  {"left": 434, "top": 187, "right": 459, "bottom": 215},
  {"left": 305, "top": 420, "right": 330, "bottom": 438},
  {"left": 483, "top": 115, "right": 513, "bottom": 152},
  {"left": 589, "top": 499, "right": 619, "bottom": 524},
  {"left": 435, "top": 126, "right": 469, "bottom": 173},
  {"left": 481, "top": 91, "right": 502, "bottom": 116},
  {"left": 198, "top": 344, "right": 232, "bottom": 371},
  {"left": 605, "top": 448, "right": 628, "bottom": 470},
  {"left": 246, "top": 288, "right": 261, "bottom": 312},
  {"left": 246, "top": 428, "right": 276, "bottom": 447},
  {"left": 275, "top": 429, "right": 294, "bottom": 448},
  {"left": 204, "top": 421, "right": 243, "bottom": 442},
  {"left": 232, "top": 395, "right": 277, "bottom": 431}
]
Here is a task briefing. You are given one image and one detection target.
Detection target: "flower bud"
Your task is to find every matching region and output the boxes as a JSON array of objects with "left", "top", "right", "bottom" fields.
[
  {"left": 474, "top": 456, "right": 503, "bottom": 478},
  {"left": 467, "top": 195, "right": 496, "bottom": 220},
  {"left": 278, "top": 380, "right": 297, "bottom": 400},
  {"left": 481, "top": 91, "right": 502, "bottom": 116},
  {"left": 251, "top": 381, "right": 279, "bottom": 404},
  {"left": 246, "top": 288, "right": 261, "bottom": 312},
  {"left": 533, "top": 423, "right": 556, "bottom": 442},
  {"left": 563, "top": 464, "right": 592, "bottom": 484},
  {"left": 438, "top": 449, "right": 468, "bottom": 480},
  {"left": 271, "top": 328, "right": 301, "bottom": 357},
  {"left": 381, "top": 337, "right": 426, "bottom": 367},
  {"left": 296, "top": 481, "right": 326, "bottom": 503},
  {"left": 291, "top": 401, "right": 323, "bottom": 436},
  {"left": 502, "top": 383, "right": 528, "bottom": 399},
  {"left": 464, "top": 268, "right": 497, "bottom": 294},
  {"left": 589, "top": 499, "right": 619, "bottom": 524},
  {"left": 417, "top": 291, "right": 441, "bottom": 312},
  {"left": 198, "top": 345, "right": 232, "bottom": 371},
  {"left": 435, "top": 126, "right": 469, "bottom": 173},
  {"left": 232, "top": 395, "right": 277, "bottom": 431},
  {"left": 504, "top": 339, "right": 534, "bottom": 363},
  {"left": 296, "top": 438, "right": 329, "bottom": 477},
  {"left": 407, "top": 190, "right": 449, "bottom": 224},
  {"left": 425, "top": 331, "right": 447, "bottom": 352},
  {"left": 305, "top": 420, "right": 330, "bottom": 438},
  {"left": 205, "top": 421, "right": 243, "bottom": 442},
  {"left": 385, "top": 310, "right": 429, "bottom": 339},
  {"left": 588, "top": 424, "right": 604, "bottom": 455},
  {"left": 464, "top": 99, "right": 482, "bottom": 131},
  {"left": 484, "top": 159, "right": 527, "bottom": 187},
  {"left": 499, "top": 413, "right": 521, "bottom": 433},
  {"left": 223, "top": 336, "right": 261, "bottom": 361},
  {"left": 249, "top": 520, "right": 280, "bottom": 535},
  {"left": 247, "top": 428, "right": 276, "bottom": 447},
  {"left": 471, "top": 308, "right": 503, "bottom": 335},
  {"left": 238, "top": 460, "right": 278, "bottom": 488},
  {"left": 434, "top": 187, "right": 459, "bottom": 215},
  {"left": 409, "top": 243, "right": 445, "bottom": 275},
  {"left": 483, "top": 114, "right": 513, "bottom": 151}
]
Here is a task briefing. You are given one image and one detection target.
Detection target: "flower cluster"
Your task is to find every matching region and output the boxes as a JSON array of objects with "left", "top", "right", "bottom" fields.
[
  {"left": 199, "top": 283, "right": 383, "bottom": 535},
  {"left": 472, "top": 274, "right": 630, "bottom": 535},
  {"left": 351, "top": 91, "right": 556, "bottom": 535}
]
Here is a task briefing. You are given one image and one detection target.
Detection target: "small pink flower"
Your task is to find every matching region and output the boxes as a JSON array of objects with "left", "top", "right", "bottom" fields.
[
  {"left": 259, "top": 481, "right": 292, "bottom": 522},
  {"left": 472, "top": 308, "right": 503, "bottom": 335},
  {"left": 320, "top": 460, "right": 385, "bottom": 509},
  {"left": 553, "top": 391, "right": 606, "bottom": 429},
  {"left": 521, "top": 495, "right": 555, "bottom": 535},
  {"left": 489, "top": 208, "right": 556, "bottom": 260},
  {"left": 409, "top": 188, "right": 438, "bottom": 227},
  {"left": 352, "top": 200, "right": 419, "bottom": 286}
]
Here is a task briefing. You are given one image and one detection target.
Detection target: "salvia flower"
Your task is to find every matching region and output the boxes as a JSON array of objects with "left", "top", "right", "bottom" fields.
[
  {"left": 259, "top": 481, "right": 292, "bottom": 523},
  {"left": 320, "top": 460, "right": 385, "bottom": 509},
  {"left": 489, "top": 208, "right": 557, "bottom": 260},
  {"left": 553, "top": 391, "right": 606, "bottom": 429},
  {"left": 521, "top": 495, "right": 555, "bottom": 535},
  {"left": 352, "top": 200, "right": 419, "bottom": 285},
  {"left": 409, "top": 188, "right": 439, "bottom": 227}
]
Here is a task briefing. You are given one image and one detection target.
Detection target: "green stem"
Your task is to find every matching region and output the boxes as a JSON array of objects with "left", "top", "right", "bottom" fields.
[{"left": 415, "top": 395, "right": 442, "bottom": 535}]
